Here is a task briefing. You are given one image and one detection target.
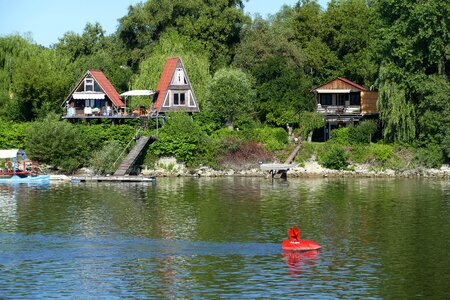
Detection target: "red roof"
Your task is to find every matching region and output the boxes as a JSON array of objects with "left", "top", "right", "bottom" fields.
[
  {"left": 154, "top": 57, "right": 179, "bottom": 111},
  {"left": 336, "top": 77, "right": 367, "bottom": 91},
  {"left": 89, "top": 69, "right": 124, "bottom": 107},
  {"left": 313, "top": 77, "right": 368, "bottom": 92}
]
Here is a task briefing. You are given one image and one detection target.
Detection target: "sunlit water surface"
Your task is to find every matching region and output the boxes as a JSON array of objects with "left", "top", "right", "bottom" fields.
[{"left": 0, "top": 177, "right": 449, "bottom": 299}]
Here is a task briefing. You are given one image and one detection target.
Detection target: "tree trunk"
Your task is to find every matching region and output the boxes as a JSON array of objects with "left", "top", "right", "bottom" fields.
[
  {"left": 226, "top": 120, "right": 234, "bottom": 130},
  {"left": 307, "top": 130, "right": 313, "bottom": 142}
]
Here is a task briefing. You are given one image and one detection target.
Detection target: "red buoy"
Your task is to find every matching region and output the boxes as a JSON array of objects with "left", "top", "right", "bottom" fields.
[{"left": 282, "top": 227, "right": 321, "bottom": 251}]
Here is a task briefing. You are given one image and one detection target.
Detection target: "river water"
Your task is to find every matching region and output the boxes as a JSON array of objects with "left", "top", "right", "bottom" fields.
[{"left": 0, "top": 177, "right": 449, "bottom": 299}]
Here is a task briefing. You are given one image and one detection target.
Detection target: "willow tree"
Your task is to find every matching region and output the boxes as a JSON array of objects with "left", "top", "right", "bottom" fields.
[
  {"left": 377, "top": 66, "right": 416, "bottom": 143},
  {"left": 374, "top": 0, "right": 450, "bottom": 148}
]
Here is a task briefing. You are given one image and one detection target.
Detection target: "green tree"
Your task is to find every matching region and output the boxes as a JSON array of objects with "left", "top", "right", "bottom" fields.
[
  {"left": 297, "top": 111, "right": 324, "bottom": 141},
  {"left": 416, "top": 75, "right": 450, "bottom": 160},
  {"left": 55, "top": 22, "right": 107, "bottom": 61},
  {"left": 25, "top": 113, "right": 85, "bottom": 172},
  {"left": 377, "top": 66, "right": 417, "bottom": 143},
  {"left": 149, "top": 112, "right": 215, "bottom": 167},
  {"left": 55, "top": 24, "right": 132, "bottom": 93},
  {"left": 0, "top": 120, "right": 29, "bottom": 149},
  {"left": 375, "top": 0, "right": 449, "bottom": 76},
  {"left": 291, "top": 0, "right": 339, "bottom": 81},
  {"left": 374, "top": 0, "right": 449, "bottom": 151},
  {"left": 132, "top": 30, "right": 211, "bottom": 107},
  {"left": 320, "top": 0, "right": 379, "bottom": 84},
  {"left": 253, "top": 56, "right": 314, "bottom": 125},
  {"left": 117, "top": 0, "right": 249, "bottom": 69},
  {"left": 233, "top": 14, "right": 303, "bottom": 77},
  {"left": 233, "top": 10, "right": 317, "bottom": 127},
  {"left": 0, "top": 35, "right": 43, "bottom": 120},
  {"left": 206, "top": 68, "right": 256, "bottom": 129}
]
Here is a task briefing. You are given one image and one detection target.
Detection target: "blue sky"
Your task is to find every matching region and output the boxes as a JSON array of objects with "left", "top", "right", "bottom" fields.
[{"left": 0, "top": 0, "right": 329, "bottom": 47}]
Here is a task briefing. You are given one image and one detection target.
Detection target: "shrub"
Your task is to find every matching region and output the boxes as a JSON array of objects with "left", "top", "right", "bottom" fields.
[
  {"left": 252, "top": 126, "right": 288, "bottom": 151},
  {"left": 218, "top": 137, "right": 273, "bottom": 170},
  {"left": 348, "top": 120, "right": 378, "bottom": 144},
  {"left": 295, "top": 142, "right": 320, "bottom": 166},
  {"left": 25, "top": 113, "right": 85, "bottom": 173},
  {"left": 443, "top": 135, "right": 450, "bottom": 162},
  {"left": 90, "top": 141, "right": 124, "bottom": 175},
  {"left": 368, "top": 143, "right": 393, "bottom": 164},
  {"left": 0, "top": 120, "right": 29, "bottom": 149},
  {"left": 330, "top": 127, "right": 351, "bottom": 145},
  {"left": 415, "top": 143, "right": 444, "bottom": 168},
  {"left": 318, "top": 143, "right": 348, "bottom": 170},
  {"left": 348, "top": 144, "right": 368, "bottom": 164},
  {"left": 148, "top": 112, "right": 216, "bottom": 167}
]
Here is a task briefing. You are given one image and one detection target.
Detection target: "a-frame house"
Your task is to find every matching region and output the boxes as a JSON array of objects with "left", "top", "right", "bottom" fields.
[
  {"left": 153, "top": 57, "right": 199, "bottom": 114},
  {"left": 62, "top": 69, "right": 125, "bottom": 118}
]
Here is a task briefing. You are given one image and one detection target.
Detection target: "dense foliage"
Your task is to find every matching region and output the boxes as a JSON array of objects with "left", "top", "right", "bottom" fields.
[
  {"left": 0, "top": 0, "right": 448, "bottom": 172},
  {"left": 148, "top": 112, "right": 216, "bottom": 167}
]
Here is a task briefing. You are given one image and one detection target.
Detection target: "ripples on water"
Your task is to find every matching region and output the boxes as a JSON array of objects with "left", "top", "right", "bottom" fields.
[{"left": 0, "top": 178, "right": 449, "bottom": 299}]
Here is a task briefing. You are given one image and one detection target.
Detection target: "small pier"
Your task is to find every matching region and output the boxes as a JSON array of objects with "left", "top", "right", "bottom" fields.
[
  {"left": 72, "top": 176, "right": 156, "bottom": 183},
  {"left": 260, "top": 141, "right": 302, "bottom": 180},
  {"left": 259, "top": 163, "right": 297, "bottom": 180}
]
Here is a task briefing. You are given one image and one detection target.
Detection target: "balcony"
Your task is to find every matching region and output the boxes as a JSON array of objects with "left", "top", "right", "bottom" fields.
[{"left": 317, "top": 104, "right": 361, "bottom": 115}]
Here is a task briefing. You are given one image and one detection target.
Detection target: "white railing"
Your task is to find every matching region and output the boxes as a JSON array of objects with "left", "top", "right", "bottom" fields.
[{"left": 317, "top": 105, "right": 361, "bottom": 114}]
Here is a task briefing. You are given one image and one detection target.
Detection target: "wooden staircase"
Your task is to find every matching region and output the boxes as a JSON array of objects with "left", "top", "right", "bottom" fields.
[
  {"left": 260, "top": 141, "right": 303, "bottom": 180},
  {"left": 113, "top": 136, "right": 155, "bottom": 176},
  {"left": 284, "top": 141, "right": 303, "bottom": 164}
]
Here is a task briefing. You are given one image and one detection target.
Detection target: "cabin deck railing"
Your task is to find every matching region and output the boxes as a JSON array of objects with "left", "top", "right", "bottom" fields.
[{"left": 317, "top": 105, "right": 361, "bottom": 115}]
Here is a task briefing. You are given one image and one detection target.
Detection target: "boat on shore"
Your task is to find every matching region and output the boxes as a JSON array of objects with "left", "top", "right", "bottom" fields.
[
  {"left": 0, "top": 149, "right": 49, "bottom": 184},
  {"left": 0, "top": 174, "right": 50, "bottom": 183}
]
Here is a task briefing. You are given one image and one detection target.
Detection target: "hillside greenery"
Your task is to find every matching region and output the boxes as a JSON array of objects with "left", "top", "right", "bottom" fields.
[{"left": 0, "top": 0, "right": 448, "bottom": 173}]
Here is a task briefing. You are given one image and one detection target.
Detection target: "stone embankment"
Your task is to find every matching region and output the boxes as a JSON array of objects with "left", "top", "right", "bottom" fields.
[
  {"left": 49, "top": 157, "right": 448, "bottom": 180},
  {"left": 140, "top": 157, "right": 450, "bottom": 179}
]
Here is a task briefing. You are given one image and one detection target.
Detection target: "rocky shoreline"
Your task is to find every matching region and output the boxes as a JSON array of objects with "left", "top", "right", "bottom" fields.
[
  {"left": 48, "top": 158, "right": 449, "bottom": 181},
  {"left": 138, "top": 158, "right": 450, "bottom": 179}
]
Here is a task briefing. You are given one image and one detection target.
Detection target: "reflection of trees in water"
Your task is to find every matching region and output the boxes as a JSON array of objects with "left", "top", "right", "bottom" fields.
[
  {"left": 0, "top": 183, "right": 50, "bottom": 231},
  {"left": 0, "top": 185, "right": 17, "bottom": 230}
]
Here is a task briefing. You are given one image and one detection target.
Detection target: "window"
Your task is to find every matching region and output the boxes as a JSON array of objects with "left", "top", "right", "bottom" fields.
[
  {"left": 337, "top": 94, "right": 348, "bottom": 106},
  {"left": 85, "top": 99, "right": 95, "bottom": 107},
  {"left": 85, "top": 78, "right": 94, "bottom": 92},
  {"left": 320, "top": 94, "right": 332, "bottom": 105},
  {"left": 173, "top": 68, "right": 187, "bottom": 85},
  {"left": 173, "top": 92, "right": 186, "bottom": 106},
  {"left": 350, "top": 92, "right": 361, "bottom": 105},
  {"left": 94, "top": 81, "right": 101, "bottom": 92}
]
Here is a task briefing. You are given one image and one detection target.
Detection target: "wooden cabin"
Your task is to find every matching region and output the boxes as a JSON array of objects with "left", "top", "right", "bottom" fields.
[
  {"left": 312, "top": 77, "right": 379, "bottom": 140},
  {"left": 153, "top": 57, "right": 199, "bottom": 113},
  {"left": 62, "top": 69, "right": 125, "bottom": 118},
  {"left": 62, "top": 58, "right": 199, "bottom": 122}
]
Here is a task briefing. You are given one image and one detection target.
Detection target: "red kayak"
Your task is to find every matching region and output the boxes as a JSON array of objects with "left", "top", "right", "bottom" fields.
[{"left": 282, "top": 227, "right": 321, "bottom": 251}]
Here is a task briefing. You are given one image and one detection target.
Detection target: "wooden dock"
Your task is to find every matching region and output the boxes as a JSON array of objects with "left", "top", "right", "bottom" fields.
[
  {"left": 259, "top": 141, "right": 302, "bottom": 180},
  {"left": 259, "top": 163, "right": 298, "bottom": 180},
  {"left": 71, "top": 175, "right": 156, "bottom": 183},
  {"left": 114, "top": 136, "right": 155, "bottom": 176}
]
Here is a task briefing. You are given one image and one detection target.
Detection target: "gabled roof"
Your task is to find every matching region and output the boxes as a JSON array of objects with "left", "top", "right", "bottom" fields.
[
  {"left": 63, "top": 69, "right": 124, "bottom": 107},
  {"left": 154, "top": 57, "right": 179, "bottom": 111},
  {"left": 312, "top": 77, "right": 368, "bottom": 92},
  {"left": 89, "top": 69, "right": 124, "bottom": 107}
]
